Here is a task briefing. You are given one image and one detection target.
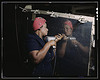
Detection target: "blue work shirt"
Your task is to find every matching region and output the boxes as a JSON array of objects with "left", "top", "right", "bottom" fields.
[{"left": 26, "top": 32, "right": 54, "bottom": 76}]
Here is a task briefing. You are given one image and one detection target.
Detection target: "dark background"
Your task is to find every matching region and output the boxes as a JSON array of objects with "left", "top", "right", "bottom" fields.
[{"left": 1, "top": 2, "right": 98, "bottom": 78}]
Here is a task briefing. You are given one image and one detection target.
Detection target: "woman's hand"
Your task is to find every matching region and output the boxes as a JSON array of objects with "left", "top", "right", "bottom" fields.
[
  {"left": 62, "top": 34, "right": 68, "bottom": 40},
  {"left": 49, "top": 40, "right": 56, "bottom": 46},
  {"left": 48, "top": 33, "right": 64, "bottom": 47},
  {"left": 54, "top": 34, "right": 63, "bottom": 42},
  {"left": 71, "top": 39, "right": 79, "bottom": 45},
  {"left": 71, "top": 39, "right": 89, "bottom": 53}
]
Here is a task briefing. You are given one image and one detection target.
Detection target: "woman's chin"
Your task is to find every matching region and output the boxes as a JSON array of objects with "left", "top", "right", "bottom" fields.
[
  {"left": 44, "top": 34, "right": 47, "bottom": 36},
  {"left": 46, "top": 33, "right": 48, "bottom": 36}
]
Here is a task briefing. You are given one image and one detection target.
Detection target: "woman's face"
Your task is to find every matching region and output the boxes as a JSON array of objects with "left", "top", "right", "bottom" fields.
[
  {"left": 64, "top": 25, "right": 72, "bottom": 36},
  {"left": 40, "top": 23, "right": 48, "bottom": 36}
]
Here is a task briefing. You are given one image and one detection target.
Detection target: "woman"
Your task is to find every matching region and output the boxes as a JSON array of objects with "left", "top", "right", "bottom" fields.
[
  {"left": 56, "top": 20, "right": 89, "bottom": 76},
  {"left": 26, "top": 17, "right": 63, "bottom": 76}
]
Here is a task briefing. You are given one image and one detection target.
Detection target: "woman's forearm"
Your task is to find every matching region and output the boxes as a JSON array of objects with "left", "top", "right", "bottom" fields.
[
  {"left": 35, "top": 41, "right": 55, "bottom": 63},
  {"left": 77, "top": 42, "right": 89, "bottom": 53}
]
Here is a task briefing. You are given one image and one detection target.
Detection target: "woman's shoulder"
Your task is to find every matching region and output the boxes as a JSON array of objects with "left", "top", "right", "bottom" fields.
[{"left": 27, "top": 33, "right": 35, "bottom": 39}]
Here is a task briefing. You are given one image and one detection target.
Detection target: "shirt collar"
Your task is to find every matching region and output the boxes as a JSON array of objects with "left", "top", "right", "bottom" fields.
[{"left": 33, "top": 32, "right": 45, "bottom": 47}]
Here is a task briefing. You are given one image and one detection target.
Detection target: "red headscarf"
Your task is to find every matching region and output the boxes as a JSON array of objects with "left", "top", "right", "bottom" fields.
[
  {"left": 64, "top": 20, "right": 73, "bottom": 30},
  {"left": 33, "top": 17, "right": 46, "bottom": 31}
]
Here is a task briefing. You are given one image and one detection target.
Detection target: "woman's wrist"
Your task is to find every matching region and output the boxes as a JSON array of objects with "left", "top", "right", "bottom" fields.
[
  {"left": 49, "top": 40, "right": 56, "bottom": 46},
  {"left": 47, "top": 41, "right": 52, "bottom": 47}
]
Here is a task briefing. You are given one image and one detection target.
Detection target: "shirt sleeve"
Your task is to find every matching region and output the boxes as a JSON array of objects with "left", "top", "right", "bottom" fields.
[{"left": 26, "top": 35, "right": 40, "bottom": 52}]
